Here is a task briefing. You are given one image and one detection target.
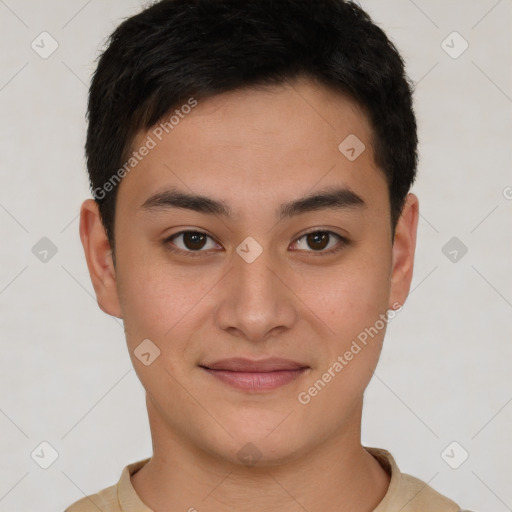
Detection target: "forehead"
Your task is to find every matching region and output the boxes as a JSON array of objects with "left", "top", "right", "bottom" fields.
[{"left": 117, "top": 78, "right": 388, "bottom": 218}]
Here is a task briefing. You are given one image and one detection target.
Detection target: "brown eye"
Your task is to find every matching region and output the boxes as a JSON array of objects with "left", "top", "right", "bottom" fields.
[
  {"left": 306, "top": 231, "right": 330, "bottom": 251},
  {"left": 165, "top": 230, "right": 219, "bottom": 255},
  {"left": 182, "top": 232, "right": 207, "bottom": 250},
  {"left": 164, "top": 229, "right": 348, "bottom": 258},
  {"left": 292, "top": 230, "right": 347, "bottom": 255}
]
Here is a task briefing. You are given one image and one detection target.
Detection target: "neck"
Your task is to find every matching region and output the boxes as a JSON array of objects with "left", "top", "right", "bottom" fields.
[{"left": 131, "top": 398, "right": 390, "bottom": 512}]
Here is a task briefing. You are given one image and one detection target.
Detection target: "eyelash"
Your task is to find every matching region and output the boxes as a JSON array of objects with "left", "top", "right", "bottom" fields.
[{"left": 163, "top": 229, "right": 349, "bottom": 258}]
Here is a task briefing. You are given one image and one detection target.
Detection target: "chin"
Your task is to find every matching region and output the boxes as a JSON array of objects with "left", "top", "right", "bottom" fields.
[{"left": 216, "top": 424, "right": 311, "bottom": 469}]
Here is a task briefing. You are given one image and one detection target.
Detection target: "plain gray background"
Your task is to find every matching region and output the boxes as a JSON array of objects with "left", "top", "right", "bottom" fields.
[{"left": 0, "top": 1, "right": 511, "bottom": 510}]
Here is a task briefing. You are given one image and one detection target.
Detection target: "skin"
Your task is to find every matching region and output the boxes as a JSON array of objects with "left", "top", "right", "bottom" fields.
[{"left": 80, "top": 77, "right": 419, "bottom": 512}]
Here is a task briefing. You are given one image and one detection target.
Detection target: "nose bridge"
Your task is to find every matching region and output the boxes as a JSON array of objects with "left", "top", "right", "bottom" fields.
[{"left": 236, "top": 247, "right": 278, "bottom": 300}]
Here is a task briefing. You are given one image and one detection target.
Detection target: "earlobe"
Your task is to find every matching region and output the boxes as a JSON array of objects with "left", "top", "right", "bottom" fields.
[
  {"left": 388, "top": 193, "right": 419, "bottom": 310},
  {"left": 79, "top": 199, "right": 123, "bottom": 318}
]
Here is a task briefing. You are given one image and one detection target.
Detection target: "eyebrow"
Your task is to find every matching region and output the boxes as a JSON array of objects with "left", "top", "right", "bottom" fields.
[{"left": 141, "top": 185, "right": 366, "bottom": 220}]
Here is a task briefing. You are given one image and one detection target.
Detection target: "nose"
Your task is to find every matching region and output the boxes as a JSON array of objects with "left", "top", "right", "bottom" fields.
[{"left": 214, "top": 243, "right": 298, "bottom": 343}]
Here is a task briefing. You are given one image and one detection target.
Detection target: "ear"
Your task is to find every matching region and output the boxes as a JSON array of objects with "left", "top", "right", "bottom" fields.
[
  {"left": 79, "top": 199, "right": 123, "bottom": 318},
  {"left": 388, "top": 193, "right": 419, "bottom": 310}
]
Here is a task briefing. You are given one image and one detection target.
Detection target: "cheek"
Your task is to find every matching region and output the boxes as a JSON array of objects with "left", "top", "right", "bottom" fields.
[
  {"left": 297, "top": 260, "right": 391, "bottom": 419},
  {"left": 115, "top": 244, "right": 177, "bottom": 340},
  {"left": 299, "top": 246, "right": 392, "bottom": 337},
  {"left": 116, "top": 264, "right": 197, "bottom": 392},
  {"left": 115, "top": 247, "right": 218, "bottom": 354},
  {"left": 299, "top": 240, "right": 392, "bottom": 395}
]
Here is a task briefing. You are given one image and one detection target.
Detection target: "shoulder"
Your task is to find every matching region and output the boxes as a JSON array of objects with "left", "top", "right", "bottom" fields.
[
  {"left": 64, "top": 482, "right": 120, "bottom": 512},
  {"left": 365, "top": 447, "right": 462, "bottom": 512},
  {"left": 64, "top": 457, "right": 151, "bottom": 512},
  {"left": 398, "top": 472, "right": 460, "bottom": 511}
]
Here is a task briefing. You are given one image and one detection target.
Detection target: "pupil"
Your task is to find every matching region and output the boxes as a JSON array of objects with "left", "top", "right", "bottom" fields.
[
  {"left": 185, "top": 232, "right": 206, "bottom": 250},
  {"left": 308, "top": 232, "right": 328, "bottom": 250}
]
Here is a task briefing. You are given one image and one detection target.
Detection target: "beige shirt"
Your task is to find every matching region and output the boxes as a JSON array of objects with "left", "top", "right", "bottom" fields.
[{"left": 65, "top": 447, "right": 462, "bottom": 512}]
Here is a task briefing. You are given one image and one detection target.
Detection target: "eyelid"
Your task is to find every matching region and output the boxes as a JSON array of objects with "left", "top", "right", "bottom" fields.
[{"left": 163, "top": 228, "right": 349, "bottom": 257}]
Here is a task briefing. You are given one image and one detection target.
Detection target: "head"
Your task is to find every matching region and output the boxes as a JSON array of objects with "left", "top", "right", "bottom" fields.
[{"left": 80, "top": 0, "right": 419, "bottom": 468}]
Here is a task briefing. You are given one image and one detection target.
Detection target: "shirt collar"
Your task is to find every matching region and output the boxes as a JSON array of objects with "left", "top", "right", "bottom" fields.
[{"left": 118, "top": 457, "right": 152, "bottom": 512}]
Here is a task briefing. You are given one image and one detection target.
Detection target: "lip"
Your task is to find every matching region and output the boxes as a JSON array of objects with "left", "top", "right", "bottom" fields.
[
  {"left": 199, "top": 358, "right": 310, "bottom": 392},
  {"left": 200, "top": 357, "right": 309, "bottom": 372}
]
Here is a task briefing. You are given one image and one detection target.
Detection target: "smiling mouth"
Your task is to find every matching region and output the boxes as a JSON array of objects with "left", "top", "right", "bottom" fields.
[{"left": 199, "top": 357, "right": 310, "bottom": 392}]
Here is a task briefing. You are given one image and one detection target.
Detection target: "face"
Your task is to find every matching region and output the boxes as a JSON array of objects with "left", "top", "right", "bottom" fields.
[{"left": 80, "top": 77, "right": 418, "bottom": 468}]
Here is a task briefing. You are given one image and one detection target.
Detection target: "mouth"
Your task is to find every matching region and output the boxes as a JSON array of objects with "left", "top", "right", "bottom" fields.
[{"left": 199, "top": 357, "right": 310, "bottom": 392}]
